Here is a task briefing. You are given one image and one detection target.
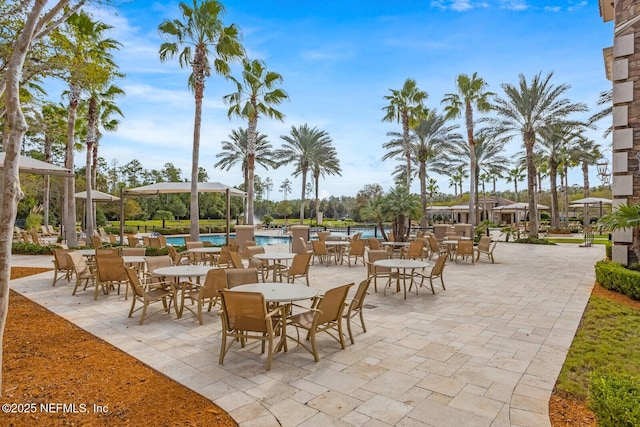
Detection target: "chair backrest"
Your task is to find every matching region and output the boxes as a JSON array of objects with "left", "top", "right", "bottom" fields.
[
  {"left": 149, "top": 237, "right": 162, "bottom": 248},
  {"left": 96, "top": 248, "right": 119, "bottom": 257},
  {"left": 200, "top": 268, "right": 228, "bottom": 299},
  {"left": 387, "top": 232, "right": 394, "bottom": 242},
  {"left": 217, "top": 246, "right": 232, "bottom": 266},
  {"left": 124, "top": 266, "right": 145, "bottom": 298},
  {"left": 456, "top": 240, "right": 474, "bottom": 255},
  {"left": 367, "top": 238, "right": 381, "bottom": 250},
  {"left": 21, "top": 231, "right": 32, "bottom": 244},
  {"left": 142, "top": 236, "right": 151, "bottom": 246},
  {"left": 67, "top": 251, "right": 92, "bottom": 277},
  {"left": 157, "top": 235, "right": 167, "bottom": 248},
  {"left": 405, "top": 240, "right": 424, "bottom": 258},
  {"left": 245, "top": 246, "right": 265, "bottom": 259},
  {"left": 350, "top": 278, "right": 372, "bottom": 312},
  {"left": 186, "top": 241, "right": 204, "bottom": 249},
  {"left": 316, "top": 283, "right": 353, "bottom": 324},
  {"left": 225, "top": 268, "right": 259, "bottom": 288},
  {"left": 47, "top": 225, "right": 57, "bottom": 235},
  {"left": 98, "top": 227, "right": 107, "bottom": 237},
  {"left": 52, "top": 248, "right": 73, "bottom": 269},
  {"left": 351, "top": 232, "right": 362, "bottom": 241},
  {"left": 317, "top": 231, "right": 331, "bottom": 241},
  {"left": 432, "top": 253, "right": 448, "bottom": 276},
  {"left": 349, "top": 239, "right": 366, "bottom": 256},
  {"left": 41, "top": 225, "right": 50, "bottom": 236},
  {"left": 311, "top": 240, "right": 328, "bottom": 255},
  {"left": 294, "top": 237, "right": 311, "bottom": 255},
  {"left": 145, "top": 255, "right": 172, "bottom": 273},
  {"left": 122, "top": 247, "right": 146, "bottom": 256},
  {"left": 427, "top": 235, "right": 440, "bottom": 252},
  {"left": 478, "top": 236, "right": 491, "bottom": 251},
  {"left": 289, "top": 253, "right": 312, "bottom": 275},
  {"left": 229, "top": 252, "right": 244, "bottom": 269},
  {"left": 367, "top": 250, "right": 390, "bottom": 274},
  {"left": 29, "top": 230, "right": 41, "bottom": 244},
  {"left": 241, "top": 241, "right": 257, "bottom": 254},
  {"left": 96, "top": 256, "right": 127, "bottom": 282},
  {"left": 166, "top": 246, "right": 181, "bottom": 264},
  {"left": 220, "top": 291, "right": 268, "bottom": 332},
  {"left": 108, "top": 234, "right": 118, "bottom": 244},
  {"left": 90, "top": 234, "right": 103, "bottom": 248},
  {"left": 126, "top": 234, "right": 139, "bottom": 247}
]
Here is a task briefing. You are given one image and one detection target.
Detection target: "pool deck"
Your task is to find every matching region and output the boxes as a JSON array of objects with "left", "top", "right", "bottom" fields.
[{"left": 9, "top": 241, "right": 602, "bottom": 426}]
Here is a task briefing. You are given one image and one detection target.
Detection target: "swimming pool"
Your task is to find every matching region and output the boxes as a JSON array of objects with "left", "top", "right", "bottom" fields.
[{"left": 165, "top": 234, "right": 292, "bottom": 246}]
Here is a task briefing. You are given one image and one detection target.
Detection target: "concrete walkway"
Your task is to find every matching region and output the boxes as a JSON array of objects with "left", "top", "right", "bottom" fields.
[{"left": 9, "top": 242, "right": 602, "bottom": 426}]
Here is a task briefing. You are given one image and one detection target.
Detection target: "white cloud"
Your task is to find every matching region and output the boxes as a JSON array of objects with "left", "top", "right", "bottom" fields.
[{"left": 499, "top": 0, "right": 530, "bottom": 11}]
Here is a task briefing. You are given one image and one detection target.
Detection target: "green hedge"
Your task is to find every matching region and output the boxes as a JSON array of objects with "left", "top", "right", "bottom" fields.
[
  {"left": 605, "top": 242, "right": 612, "bottom": 259},
  {"left": 595, "top": 261, "right": 640, "bottom": 301},
  {"left": 11, "top": 243, "right": 58, "bottom": 255},
  {"left": 589, "top": 371, "right": 640, "bottom": 427}
]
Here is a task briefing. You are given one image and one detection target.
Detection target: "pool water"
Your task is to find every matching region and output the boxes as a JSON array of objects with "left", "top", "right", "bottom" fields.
[{"left": 165, "top": 235, "right": 291, "bottom": 247}]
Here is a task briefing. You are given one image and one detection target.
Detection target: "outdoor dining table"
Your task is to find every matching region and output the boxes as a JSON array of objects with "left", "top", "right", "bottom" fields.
[
  {"left": 380, "top": 241, "right": 410, "bottom": 257},
  {"left": 152, "top": 265, "right": 214, "bottom": 317},
  {"left": 324, "top": 240, "right": 351, "bottom": 263},
  {"left": 186, "top": 246, "right": 222, "bottom": 265},
  {"left": 229, "top": 283, "right": 319, "bottom": 352},
  {"left": 122, "top": 255, "right": 146, "bottom": 276},
  {"left": 77, "top": 249, "right": 96, "bottom": 257},
  {"left": 252, "top": 252, "right": 296, "bottom": 281},
  {"left": 373, "top": 258, "right": 429, "bottom": 299}
]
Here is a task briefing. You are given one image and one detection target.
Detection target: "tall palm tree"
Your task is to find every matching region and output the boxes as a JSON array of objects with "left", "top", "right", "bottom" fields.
[
  {"left": 39, "top": 102, "right": 68, "bottom": 228},
  {"left": 487, "top": 72, "right": 587, "bottom": 237},
  {"left": 53, "top": 11, "right": 120, "bottom": 246},
  {"left": 275, "top": 124, "right": 333, "bottom": 224},
  {"left": 442, "top": 72, "right": 494, "bottom": 227},
  {"left": 215, "top": 127, "right": 275, "bottom": 196},
  {"left": 384, "top": 109, "right": 461, "bottom": 225},
  {"left": 382, "top": 185, "right": 421, "bottom": 241},
  {"left": 505, "top": 166, "right": 525, "bottom": 203},
  {"left": 382, "top": 78, "right": 428, "bottom": 188},
  {"left": 224, "top": 58, "right": 287, "bottom": 225},
  {"left": 159, "top": 0, "right": 244, "bottom": 240},
  {"left": 446, "top": 165, "right": 468, "bottom": 199},
  {"left": 311, "top": 146, "right": 341, "bottom": 224}
]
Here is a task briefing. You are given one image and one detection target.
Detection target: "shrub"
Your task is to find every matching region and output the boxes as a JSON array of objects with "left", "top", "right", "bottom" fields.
[
  {"left": 588, "top": 371, "right": 640, "bottom": 427},
  {"left": 12, "top": 242, "right": 58, "bottom": 255},
  {"left": 548, "top": 228, "right": 572, "bottom": 234},
  {"left": 513, "top": 237, "right": 555, "bottom": 245},
  {"left": 605, "top": 241, "right": 612, "bottom": 259},
  {"left": 595, "top": 261, "right": 640, "bottom": 300}
]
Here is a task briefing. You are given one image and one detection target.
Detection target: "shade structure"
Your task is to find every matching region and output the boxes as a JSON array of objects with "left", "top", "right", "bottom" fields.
[
  {"left": 122, "top": 182, "right": 246, "bottom": 244},
  {"left": 0, "top": 152, "right": 71, "bottom": 176},
  {"left": 569, "top": 197, "right": 612, "bottom": 206},
  {"left": 74, "top": 190, "right": 120, "bottom": 201},
  {"left": 493, "top": 202, "right": 550, "bottom": 211},
  {"left": 124, "top": 182, "right": 245, "bottom": 197}
]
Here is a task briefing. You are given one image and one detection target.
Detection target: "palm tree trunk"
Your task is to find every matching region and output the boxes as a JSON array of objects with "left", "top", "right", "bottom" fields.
[
  {"left": 563, "top": 164, "right": 569, "bottom": 230},
  {"left": 549, "top": 161, "right": 560, "bottom": 229},
  {"left": 190, "top": 87, "right": 203, "bottom": 240},
  {"left": 419, "top": 161, "right": 427, "bottom": 227},
  {"left": 299, "top": 170, "right": 307, "bottom": 224},
  {"left": 524, "top": 134, "right": 538, "bottom": 237},
  {"left": 64, "top": 85, "right": 80, "bottom": 246},
  {"left": 402, "top": 110, "right": 411, "bottom": 188},
  {"left": 466, "top": 103, "right": 476, "bottom": 226},
  {"left": 246, "top": 116, "right": 258, "bottom": 226},
  {"left": 43, "top": 136, "right": 52, "bottom": 226},
  {"left": 582, "top": 162, "right": 590, "bottom": 197},
  {"left": 84, "top": 96, "right": 97, "bottom": 239},
  {"left": 314, "top": 173, "right": 320, "bottom": 225}
]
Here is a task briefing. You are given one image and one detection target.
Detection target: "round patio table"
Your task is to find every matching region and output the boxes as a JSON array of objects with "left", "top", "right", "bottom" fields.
[
  {"left": 230, "top": 283, "right": 318, "bottom": 303},
  {"left": 373, "top": 259, "right": 429, "bottom": 299},
  {"left": 324, "top": 241, "right": 351, "bottom": 263},
  {"left": 252, "top": 252, "right": 296, "bottom": 281},
  {"left": 153, "top": 265, "right": 214, "bottom": 317}
]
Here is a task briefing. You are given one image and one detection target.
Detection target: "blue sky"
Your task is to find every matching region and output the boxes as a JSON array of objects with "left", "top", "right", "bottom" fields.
[{"left": 71, "top": 0, "right": 613, "bottom": 201}]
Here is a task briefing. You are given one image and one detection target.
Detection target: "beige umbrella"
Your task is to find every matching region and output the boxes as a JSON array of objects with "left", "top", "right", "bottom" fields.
[
  {"left": 0, "top": 152, "right": 71, "bottom": 176},
  {"left": 74, "top": 190, "right": 120, "bottom": 201}
]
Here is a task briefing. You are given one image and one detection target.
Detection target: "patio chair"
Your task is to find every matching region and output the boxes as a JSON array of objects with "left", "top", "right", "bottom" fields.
[
  {"left": 216, "top": 246, "right": 233, "bottom": 267},
  {"left": 218, "top": 290, "right": 286, "bottom": 371},
  {"left": 125, "top": 234, "right": 140, "bottom": 248},
  {"left": 413, "top": 253, "right": 448, "bottom": 294},
  {"left": 47, "top": 225, "right": 60, "bottom": 236},
  {"left": 455, "top": 240, "right": 475, "bottom": 265},
  {"left": 166, "top": 245, "right": 188, "bottom": 265},
  {"left": 287, "top": 282, "right": 354, "bottom": 362},
  {"left": 95, "top": 256, "right": 128, "bottom": 300},
  {"left": 67, "top": 251, "right": 96, "bottom": 296},
  {"left": 148, "top": 237, "right": 162, "bottom": 248},
  {"left": 142, "top": 236, "right": 151, "bottom": 247},
  {"left": 181, "top": 268, "right": 227, "bottom": 324},
  {"left": 367, "top": 238, "right": 381, "bottom": 250},
  {"left": 29, "top": 230, "right": 45, "bottom": 245},
  {"left": 401, "top": 239, "right": 424, "bottom": 260},
  {"left": 144, "top": 255, "right": 173, "bottom": 283},
  {"left": 225, "top": 267, "right": 259, "bottom": 288},
  {"left": 317, "top": 231, "right": 331, "bottom": 242},
  {"left": 365, "top": 250, "right": 392, "bottom": 293},
  {"left": 108, "top": 234, "right": 118, "bottom": 245},
  {"left": 229, "top": 251, "right": 245, "bottom": 269},
  {"left": 426, "top": 235, "right": 445, "bottom": 260},
  {"left": 185, "top": 241, "right": 206, "bottom": 264},
  {"left": 279, "top": 253, "right": 313, "bottom": 286},
  {"left": 240, "top": 240, "right": 257, "bottom": 259},
  {"left": 124, "top": 266, "right": 174, "bottom": 325},
  {"left": 122, "top": 247, "right": 146, "bottom": 256},
  {"left": 51, "top": 248, "right": 74, "bottom": 286},
  {"left": 20, "top": 231, "right": 32, "bottom": 244},
  {"left": 311, "top": 240, "right": 334, "bottom": 265},
  {"left": 475, "top": 236, "right": 497, "bottom": 263},
  {"left": 343, "top": 278, "right": 371, "bottom": 344},
  {"left": 96, "top": 248, "right": 119, "bottom": 257},
  {"left": 294, "top": 237, "right": 313, "bottom": 255},
  {"left": 343, "top": 239, "right": 366, "bottom": 266},
  {"left": 90, "top": 234, "right": 105, "bottom": 249},
  {"left": 41, "top": 225, "right": 53, "bottom": 237},
  {"left": 157, "top": 234, "right": 168, "bottom": 248}
]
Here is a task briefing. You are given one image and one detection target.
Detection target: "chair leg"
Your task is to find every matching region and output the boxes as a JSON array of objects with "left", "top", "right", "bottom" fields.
[
  {"left": 346, "top": 315, "right": 355, "bottom": 345},
  {"left": 359, "top": 310, "right": 367, "bottom": 333},
  {"left": 139, "top": 303, "right": 148, "bottom": 325},
  {"left": 309, "top": 331, "right": 320, "bottom": 362}
]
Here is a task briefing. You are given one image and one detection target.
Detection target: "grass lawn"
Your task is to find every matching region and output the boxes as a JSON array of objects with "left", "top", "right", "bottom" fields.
[{"left": 555, "top": 292, "right": 640, "bottom": 400}]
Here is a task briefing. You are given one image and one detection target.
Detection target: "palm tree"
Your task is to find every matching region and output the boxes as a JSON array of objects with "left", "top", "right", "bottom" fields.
[
  {"left": 279, "top": 178, "right": 292, "bottom": 200},
  {"left": 224, "top": 58, "right": 288, "bottom": 225},
  {"left": 39, "top": 102, "right": 68, "bottom": 228},
  {"left": 446, "top": 165, "right": 468, "bottom": 199},
  {"left": 54, "top": 11, "right": 120, "bottom": 246},
  {"left": 382, "top": 185, "right": 421, "bottom": 241},
  {"left": 214, "top": 127, "right": 276, "bottom": 210},
  {"left": 275, "top": 124, "right": 333, "bottom": 224},
  {"left": 311, "top": 146, "right": 341, "bottom": 224},
  {"left": 589, "top": 89, "right": 612, "bottom": 138},
  {"left": 159, "top": 0, "right": 244, "bottom": 240},
  {"left": 442, "top": 72, "right": 494, "bottom": 227},
  {"left": 382, "top": 78, "right": 428, "bottom": 188},
  {"left": 599, "top": 203, "right": 640, "bottom": 263},
  {"left": 505, "top": 166, "right": 525, "bottom": 203},
  {"left": 384, "top": 109, "right": 461, "bottom": 225},
  {"left": 487, "top": 72, "right": 587, "bottom": 237}
]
